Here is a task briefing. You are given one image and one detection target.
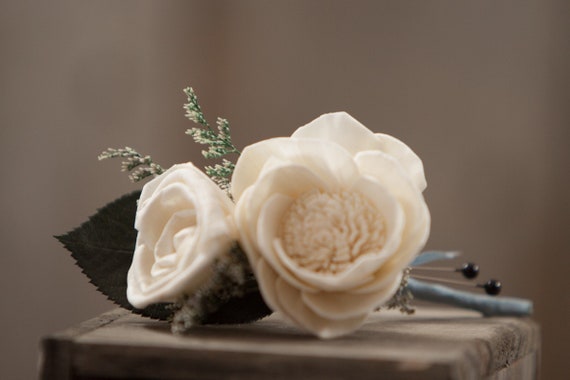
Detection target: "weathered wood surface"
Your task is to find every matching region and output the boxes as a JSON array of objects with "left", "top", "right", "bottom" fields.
[{"left": 40, "top": 307, "right": 540, "bottom": 380}]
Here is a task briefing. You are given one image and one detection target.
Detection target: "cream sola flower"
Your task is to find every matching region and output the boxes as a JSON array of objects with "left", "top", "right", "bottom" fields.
[
  {"left": 127, "top": 162, "right": 237, "bottom": 309},
  {"left": 231, "top": 112, "right": 430, "bottom": 338}
]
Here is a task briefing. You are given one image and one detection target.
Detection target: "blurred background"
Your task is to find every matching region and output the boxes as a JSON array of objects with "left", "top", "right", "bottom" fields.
[{"left": 1, "top": 1, "right": 568, "bottom": 379}]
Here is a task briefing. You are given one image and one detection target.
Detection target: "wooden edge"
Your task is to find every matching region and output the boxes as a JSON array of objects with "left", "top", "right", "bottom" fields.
[
  {"left": 490, "top": 319, "right": 541, "bottom": 374},
  {"left": 486, "top": 352, "right": 539, "bottom": 380},
  {"left": 70, "top": 343, "right": 452, "bottom": 380},
  {"left": 453, "top": 317, "right": 540, "bottom": 378},
  {"left": 39, "top": 308, "right": 130, "bottom": 380},
  {"left": 39, "top": 308, "right": 541, "bottom": 380}
]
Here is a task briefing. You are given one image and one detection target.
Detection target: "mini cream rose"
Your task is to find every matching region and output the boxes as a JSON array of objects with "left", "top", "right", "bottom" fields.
[
  {"left": 231, "top": 112, "right": 430, "bottom": 338},
  {"left": 127, "top": 163, "right": 237, "bottom": 309}
]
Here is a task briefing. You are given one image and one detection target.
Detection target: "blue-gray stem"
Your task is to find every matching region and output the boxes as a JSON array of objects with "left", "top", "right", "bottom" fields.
[{"left": 407, "top": 278, "right": 533, "bottom": 317}]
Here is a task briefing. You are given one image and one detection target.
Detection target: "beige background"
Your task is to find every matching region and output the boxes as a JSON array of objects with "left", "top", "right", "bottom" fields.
[{"left": 1, "top": 1, "right": 568, "bottom": 379}]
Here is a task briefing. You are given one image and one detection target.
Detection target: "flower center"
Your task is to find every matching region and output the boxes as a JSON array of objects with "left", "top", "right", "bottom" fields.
[{"left": 280, "top": 189, "right": 386, "bottom": 274}]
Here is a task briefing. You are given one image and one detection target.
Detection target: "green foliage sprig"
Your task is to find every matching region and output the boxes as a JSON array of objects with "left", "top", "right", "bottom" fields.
[
  {"left": 183, "top": 87, "right": 240, "bottom": 192},
  {"left": 98, "top": 147, "right": 164, "bottom": 183}
]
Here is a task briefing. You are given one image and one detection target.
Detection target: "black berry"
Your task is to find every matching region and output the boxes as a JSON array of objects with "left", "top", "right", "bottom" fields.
[{"left": 460, "top": 262, "right": 479, "bottom": 279}]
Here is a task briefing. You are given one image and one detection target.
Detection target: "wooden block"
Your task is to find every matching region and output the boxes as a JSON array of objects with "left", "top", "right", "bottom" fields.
[{"left": 39, "top": 307, "right": 540, "bottom": 380}]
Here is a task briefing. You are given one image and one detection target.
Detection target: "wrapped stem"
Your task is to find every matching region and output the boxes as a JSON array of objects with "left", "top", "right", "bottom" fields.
[{"left": 407, "top": 278, "right": 533, "bottom": 317}]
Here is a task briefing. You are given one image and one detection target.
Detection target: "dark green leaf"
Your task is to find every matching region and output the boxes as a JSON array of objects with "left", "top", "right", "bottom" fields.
[{"left": 55, "top": 191, "right": 172, "bottom": 320}]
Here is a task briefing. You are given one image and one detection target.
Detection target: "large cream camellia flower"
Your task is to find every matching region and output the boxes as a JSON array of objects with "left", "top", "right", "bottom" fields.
[
  {"left": 231, "top": 112, "right": 430, "bottom": 338},
  {"left": 127, "top": 163, "right": 237, "bottom": 309}
]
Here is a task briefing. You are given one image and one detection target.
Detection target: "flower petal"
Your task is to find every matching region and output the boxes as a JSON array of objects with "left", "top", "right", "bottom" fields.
[
  {"left": 355, "top": 150, "right": 428, "bottom": 249},
  {"left": 275, "top": 278, "right": 368, "bottom": 339},
  {"left": 301, "top": 271, "right": 403, "bottom": 319},
  {"left": 291, "top": 112, "right": 384, "bottom": 156},
  {"left": 136, "top": 182, "right": 195, "bottom": 246},
  {"left": 255, "top": 260, "right": 280, "bottom": 312},
  {"left": 374, "top": 133, "right": 427, "bottom": 191},
  {"left": 352, "top": 266, "right": 403, "bottom": 294},
  {"left": 257, "top": 193, "right": 316, "bottom": 292},
  {"left": 231, "top": 137, "right": 359, "bottom": 201},
  {"left": 154, "top": 209, "right": 197, "bottom": 266},
  {"left": 353, "top": 202, "right": 430, "bottom": 294},
  {"left": 234, "top": 187, "right": 259, "bottom": 262},
  {"left": 301, "top": 288, "right": 390, "bottom": 321}
]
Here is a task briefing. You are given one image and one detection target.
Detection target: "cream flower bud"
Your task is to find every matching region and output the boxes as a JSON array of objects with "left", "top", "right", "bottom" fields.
[{"left": 127, "top": 163, "right": 237, "bottom": 309}]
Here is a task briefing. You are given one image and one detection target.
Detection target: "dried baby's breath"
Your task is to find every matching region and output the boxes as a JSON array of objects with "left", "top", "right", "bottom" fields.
[
  {"left": 183, "top": 87, "right": 240, "bottom": 194},
  {"left": 98, "top": 147, "right": 164, "bottom": 183}
]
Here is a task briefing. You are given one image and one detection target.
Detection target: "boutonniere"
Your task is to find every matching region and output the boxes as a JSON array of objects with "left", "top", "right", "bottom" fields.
[{"left": 57, "top": 87, "right": 532, "bottom": 338}]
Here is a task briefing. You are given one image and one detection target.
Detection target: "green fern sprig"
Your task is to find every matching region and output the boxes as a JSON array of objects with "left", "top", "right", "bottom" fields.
[
  {"left": 204, "top": 159, "right": 236, "bottom": 192},
  {"left": 183, "top": 87, "right": 209, "bottom": 128},
  {"left": 183, "top": 87, "right": 240, "bottom": 192},
  {"left": 98, "top": 147, "right": 164, "bottom": 183}
]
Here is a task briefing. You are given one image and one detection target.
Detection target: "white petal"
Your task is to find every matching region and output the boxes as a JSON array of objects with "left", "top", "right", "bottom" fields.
[
  {"left": 231, "top": 138, "right": 359, "bottom": 201},
  {"left": 290, "top": 113, "right": 426, "bottom": 192},
  {"left": 374, "top": 133, "right": 427, "bottom": 191},
  {"left": 254, "top": 260, "right": 280, "bottom": 312},
  {"left": 291, "top": 112, "right": 384, "bottom": 156},
  {"left": 275, "top": 277, "right": 368, "bottom": 339},
  {"left": 136, "top": 182, "right": 194, "bottom": 244},
  {"left": 251, "top": 162, "right": 333, "bottom": 201},
  {"left": 127, "top": 244, "right": 213, "bottom": 307},
  {"left": 351, "top": 151, "right": 430, "bottom": 292},
  {"left": 352, "top": 266, "right": 405, "bottom": 296},
  {"left": 127, "top": 244, "right": 154, "bottom": 308},
  {"left": 301, "top": 290, "right": 386, "bottom": 320},
  {"left": 376, "top": 190, "right": 430, "bottom": 274},
  {"left": 257, "top": 193, "right": 316, "bottom": 292},
  {"left": 385, "top": 199, "right": 431, "bottom": 271},
  {"left": 352, "top": 267, "right": 403, "bottom": 294},
  {"left": 345, "top": 176, "right": 404, "bottom": 268},
  {"left": 355, "top": 151, "right": 427, "bottom": 247},
  {"left": 231, "top": 138, "right": 288, "bottom": 202},
  {"left": 234, "top": 187, "right": 260, "bottom": 263},
  {"left": 371, "top": 271, "right": 404, "bottom": 306},
  {"left": 154, "top": 209, "right": 196, "bottom": 262},
  {"left": 353, "top": 202, "right": 429, "bottom": 294}
]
